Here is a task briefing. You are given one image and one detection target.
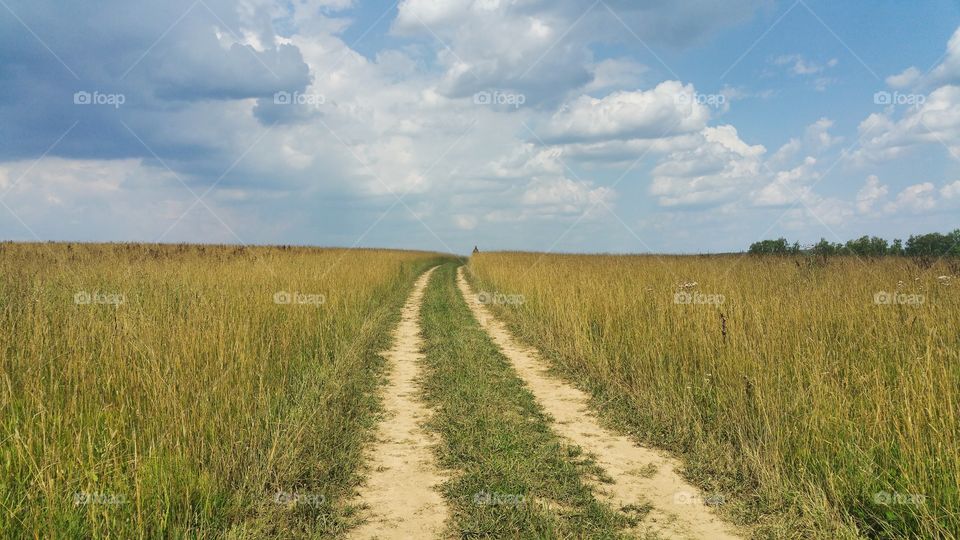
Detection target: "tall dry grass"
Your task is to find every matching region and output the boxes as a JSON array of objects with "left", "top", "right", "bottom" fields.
[
  {"left": 468, "top": 252, "right": 959, "bottom": 538},
  {"left": 0, "top": 242, "right": 443, "bottom": 537}
]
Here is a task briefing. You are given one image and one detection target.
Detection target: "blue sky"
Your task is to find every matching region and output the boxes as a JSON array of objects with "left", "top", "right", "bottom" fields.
[{"left": 1, "top": 0, "right": 958, "bottom": 254}]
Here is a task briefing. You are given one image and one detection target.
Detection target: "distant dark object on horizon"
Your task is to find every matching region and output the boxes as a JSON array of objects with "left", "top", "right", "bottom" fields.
[
  {"left": 748, "top": 230, "right": 960, "bottom": 258},
  {"left": 473, "top": 246, "right": 480, "bottom": 254}
]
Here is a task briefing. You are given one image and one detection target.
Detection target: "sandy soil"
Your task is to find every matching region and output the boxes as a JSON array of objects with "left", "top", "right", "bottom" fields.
[
  {"left": 350, "top": 267, "right": 449, "bottom": 540},
  {"left": 457, "top": 266, "right": 746, "bottom": 540}
]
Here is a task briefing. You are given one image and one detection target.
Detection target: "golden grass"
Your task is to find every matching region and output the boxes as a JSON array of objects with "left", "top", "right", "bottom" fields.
[
  {"left": 0, "top": 242, "right": 444, "bottom": 537},
  {"left": 468, "top": 252, "right": 959, "bottom": 538}
]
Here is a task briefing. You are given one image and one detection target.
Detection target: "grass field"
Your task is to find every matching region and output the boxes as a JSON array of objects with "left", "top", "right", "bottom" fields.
[
  {"left": 418, "top": 263, "right": 631, "bottom": 538},
  {"left": 467, "top": 252, "right": 960, "bottom": 539},
  {"left": 4, "top": 243, "right": 957, "bottom": 538},
  {"left": 0, "top": 243, "right": 445, "bottom": 537}
]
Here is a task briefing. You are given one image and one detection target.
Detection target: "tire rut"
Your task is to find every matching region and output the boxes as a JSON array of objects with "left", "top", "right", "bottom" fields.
[
  {"left": 350, "top": 267, "right": 449, "bottom": 539},
  {"left": 456, "top": 266, "right": 746, "bottom": 540}
]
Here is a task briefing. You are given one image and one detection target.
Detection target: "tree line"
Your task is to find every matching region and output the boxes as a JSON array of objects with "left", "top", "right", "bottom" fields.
[{"left": 748, "top": 230, "right": 960, "bottom": 257}]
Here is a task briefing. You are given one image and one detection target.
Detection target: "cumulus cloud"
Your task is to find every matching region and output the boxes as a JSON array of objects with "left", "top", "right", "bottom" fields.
[
  {"left": 391, "top": 0, "right": 766, "bottom": 104},
  {"left": 851, "top": 175, "right": 958, "bottom": 216},
  {"left": 852, "top": 85, "right": 960, "bottom": 165},
  {"left": 1, "top": 0, "right": 953, "bottom": 252},
  {"left": 751, "top": 157, "right": 817, "bottom": 207},
  {"left": 942, "top": 180, "right": 960, "bottom": 199},
  {"left": 888, "top": 26, "right": 960, "bottom": 90},
  {"left": 584, "top": 58, "right": 648, "bottom": 94},
  {"left": 539, "top": 82, "right": 710, "bottom": 144},
  {"left": 520, "top": 176, "right": 614, "bottom": 215},
  {"left": 856, "top": 175, "right": 889, "bottom": 214},
  {"left": 650, "top": 125, "right": 765, "bottom": 207},
  {"left": 884, "top": 183, "right": 938, "bottom": 213}
]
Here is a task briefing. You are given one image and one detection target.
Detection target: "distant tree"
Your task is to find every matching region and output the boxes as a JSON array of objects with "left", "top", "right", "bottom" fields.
[
  {"left": 950, "top": 230, "right": 960, "bottom": 257},
  {"left": 889, "top": 239, "right": 904, "bottom": 256},
  {"left": 906, "top": 232, "right": 954, "bottom": 256},
  {"left": 845, "top": 235, "right": 889, "bottom": 257},
  {"left": 811, "top": 238, "right": 842, "bottom": 256},
  {"left": 746, "top": 230, "right": 960, "bottom": 257},
  {"left": 749, "top": 238, "right": 791, "bottom": 255}
]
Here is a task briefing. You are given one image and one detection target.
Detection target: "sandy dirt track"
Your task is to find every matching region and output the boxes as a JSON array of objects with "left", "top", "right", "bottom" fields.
[
  {"left": 457, "top": 266, "right": 745, "bottom": 540},
  {"left": 350, "top": 267, "right": 449, "bottom": 540}
]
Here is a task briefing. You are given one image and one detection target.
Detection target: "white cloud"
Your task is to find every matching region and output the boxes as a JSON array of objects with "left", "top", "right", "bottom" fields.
[
  {"left": 887, "top": 67, "right": 922, "bottom": 89},
  {"left": 884, "top": 182, "right": 938, "bottom": 213},
  {"left": 942, "top": 180, "right": 960, "bottom": 199},
  {"left": 6, "top": 0, "right": 956, "bottom": 253},
  {"left": 774, "top": 54, "right": 838, "bottom": 76},
  {"left": 889, "top": 26, "right": 960, "bottom": 90},
  {"left": 852, "top": 85, "right": 960, "bottom": 164},
  {"left": 540, "top": 81, "right": 710, "bottom": 143},
  {"left": 584, "top": 58, "right": 648, "bottom": 93},
  {"left": 521, "top": 175, "right": 613, "bottom": 212},
  {"left": 0, "top": 157, "right": 255, "bottom": 242},
  {"left": 650, "top": 125, "right": 765, "bottom": 206},
  {"left": 454, "top": 214, "right": 478, "bottom": 230},
  {"left": 856, "top": 175, "right": 889, "bottom": 214},
  {"left": 391, "top": 0, "right": 766, "bottom": 104},
  {"left": 751, "top": 157, "right": 817, "bottom": 207},
  {"left": 767, "top": 118, "right": 839, "bottom": 169},
  {"left": 772, "top": 54, "right": 838, "bottom": 91}
]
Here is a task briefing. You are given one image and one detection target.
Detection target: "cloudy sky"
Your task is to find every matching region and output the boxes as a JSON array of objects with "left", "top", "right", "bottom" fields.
[{"left": 1, "top": 0, "right": 958, "bottom": 254}]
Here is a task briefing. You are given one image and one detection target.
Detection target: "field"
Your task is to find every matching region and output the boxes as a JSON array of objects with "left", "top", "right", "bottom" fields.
[
  {"left": 0, "top": 243, "right": 445, "bottom": 537},
  {"left": 2, "top": 244, "right": 957, "bottom": 538},
  {"left": 467, "top": 252, "right": 960, "bottom": 538}
]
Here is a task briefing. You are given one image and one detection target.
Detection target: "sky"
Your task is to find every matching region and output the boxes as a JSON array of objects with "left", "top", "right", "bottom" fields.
[{"left": 1, "top": 0, "right": 959, "bottom": 254}]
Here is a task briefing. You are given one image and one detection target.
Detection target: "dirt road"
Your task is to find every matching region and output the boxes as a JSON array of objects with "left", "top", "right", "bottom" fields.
[
  {"left": 350, "top": 267, "right": 449, "bottom": 539},
  {"left": 457, "top": 266, "right": 745, "bottom": 540}
]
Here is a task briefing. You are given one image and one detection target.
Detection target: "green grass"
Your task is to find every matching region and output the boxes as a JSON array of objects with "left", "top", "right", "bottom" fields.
[
  {"left": 418, "top": 263, "right": 632, "bottom": 539},
  {"left": 0, "top": 242, "right": 449, "bottom": 538},
  {"left": 468, "top": 252, "right": 960, "bottom": 539}
]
